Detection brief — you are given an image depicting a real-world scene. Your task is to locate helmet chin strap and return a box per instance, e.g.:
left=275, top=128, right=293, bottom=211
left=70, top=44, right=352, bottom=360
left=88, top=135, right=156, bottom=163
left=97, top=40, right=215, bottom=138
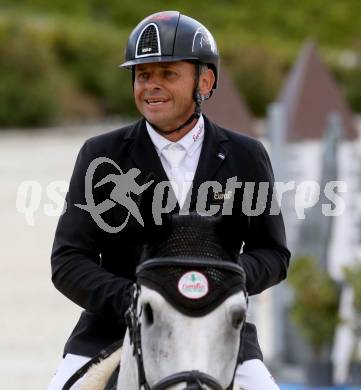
left=138, top=63, right=210, bottom=137
left=146, top=105, right=201, bottom=136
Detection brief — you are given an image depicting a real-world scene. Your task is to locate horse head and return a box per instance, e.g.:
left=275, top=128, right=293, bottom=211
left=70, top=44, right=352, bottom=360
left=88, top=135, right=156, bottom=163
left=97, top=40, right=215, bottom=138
left=118, top=214, right=248, bottom=390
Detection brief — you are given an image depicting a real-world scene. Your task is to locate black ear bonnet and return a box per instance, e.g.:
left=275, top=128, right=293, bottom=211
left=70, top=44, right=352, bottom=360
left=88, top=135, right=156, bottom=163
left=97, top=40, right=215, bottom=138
left=136, top=214, right=246, bottom=316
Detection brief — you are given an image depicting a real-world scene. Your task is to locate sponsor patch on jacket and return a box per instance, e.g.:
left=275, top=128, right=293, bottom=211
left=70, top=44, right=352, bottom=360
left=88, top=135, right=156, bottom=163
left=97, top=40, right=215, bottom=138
left=211, top=190, right=234, bottom=203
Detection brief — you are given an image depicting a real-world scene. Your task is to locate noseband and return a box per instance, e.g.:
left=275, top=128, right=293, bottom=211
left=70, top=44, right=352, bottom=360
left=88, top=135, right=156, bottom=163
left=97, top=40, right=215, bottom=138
left=125, top=258, right=248, bottom=390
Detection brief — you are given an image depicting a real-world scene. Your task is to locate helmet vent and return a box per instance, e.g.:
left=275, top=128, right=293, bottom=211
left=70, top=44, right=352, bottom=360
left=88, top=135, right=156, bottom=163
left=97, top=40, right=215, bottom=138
left=136, top=23, right=161, bottom=58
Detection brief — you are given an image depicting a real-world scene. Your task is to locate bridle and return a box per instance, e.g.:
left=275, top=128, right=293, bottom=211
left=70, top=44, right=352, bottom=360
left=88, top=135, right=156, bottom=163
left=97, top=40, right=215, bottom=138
left=125, top=284, right=235, bottom=390
left=125, top=260, right=248, bottom=390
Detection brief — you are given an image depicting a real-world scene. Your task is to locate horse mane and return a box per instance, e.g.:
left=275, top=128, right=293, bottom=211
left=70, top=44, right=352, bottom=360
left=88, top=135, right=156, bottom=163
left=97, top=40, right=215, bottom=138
left=78, top=348, right=122, bottom=390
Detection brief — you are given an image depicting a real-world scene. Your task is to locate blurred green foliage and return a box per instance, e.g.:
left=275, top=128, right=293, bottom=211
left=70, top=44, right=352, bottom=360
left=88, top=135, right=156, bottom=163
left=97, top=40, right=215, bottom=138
left=1, top=1, right=361, bottom=127
left=0, top=11, right=137, bottom=127
left=343, top=262, right=361, bottom=361
left=344, top=262, right=361, bottom=316
left=4, top=0, right=361, bottom=48
left=288, top=256, right=340, bottom=359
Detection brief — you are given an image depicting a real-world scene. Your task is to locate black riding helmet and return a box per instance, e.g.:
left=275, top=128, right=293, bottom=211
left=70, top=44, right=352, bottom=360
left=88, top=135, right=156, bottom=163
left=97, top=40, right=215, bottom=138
left=120, top=10, right=219, bottom=88
left=120, top=11, right=220, bottom=135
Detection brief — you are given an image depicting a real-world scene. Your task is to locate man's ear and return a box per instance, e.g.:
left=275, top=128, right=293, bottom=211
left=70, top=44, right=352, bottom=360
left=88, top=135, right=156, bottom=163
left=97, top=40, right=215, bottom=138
left=199, top=69, right=215, bottom=97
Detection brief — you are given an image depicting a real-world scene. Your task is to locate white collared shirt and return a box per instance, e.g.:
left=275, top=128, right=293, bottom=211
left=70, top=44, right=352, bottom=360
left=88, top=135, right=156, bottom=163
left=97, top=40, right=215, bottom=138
left=146, top=115, right=205, bottom=206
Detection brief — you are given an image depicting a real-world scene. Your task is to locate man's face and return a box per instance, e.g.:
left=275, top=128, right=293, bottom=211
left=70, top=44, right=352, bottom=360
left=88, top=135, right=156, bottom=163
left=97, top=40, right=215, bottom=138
left=133, top=61, right=196, bottom=131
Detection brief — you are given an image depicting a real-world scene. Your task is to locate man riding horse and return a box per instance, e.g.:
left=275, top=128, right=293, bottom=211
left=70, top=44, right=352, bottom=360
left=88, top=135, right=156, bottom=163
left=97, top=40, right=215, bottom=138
left=48, top=10, right=290, bottom=390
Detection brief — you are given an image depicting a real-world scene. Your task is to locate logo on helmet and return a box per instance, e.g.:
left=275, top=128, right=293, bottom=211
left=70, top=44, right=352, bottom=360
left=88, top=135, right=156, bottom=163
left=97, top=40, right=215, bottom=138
left=192, top=26, right=218, bottom=54
left=136, top=23, right=161, bottom=58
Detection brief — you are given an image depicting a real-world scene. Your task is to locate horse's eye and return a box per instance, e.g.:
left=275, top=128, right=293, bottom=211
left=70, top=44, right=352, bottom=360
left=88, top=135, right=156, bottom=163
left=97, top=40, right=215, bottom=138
left=231, top=306, right=245, bottom=329
left=143, top=303, right=154, bottom=326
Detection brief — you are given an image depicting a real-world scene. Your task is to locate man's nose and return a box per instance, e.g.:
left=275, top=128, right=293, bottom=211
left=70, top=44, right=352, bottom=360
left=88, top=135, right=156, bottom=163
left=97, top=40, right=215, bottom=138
left=145, top=73, right=162, bottom=89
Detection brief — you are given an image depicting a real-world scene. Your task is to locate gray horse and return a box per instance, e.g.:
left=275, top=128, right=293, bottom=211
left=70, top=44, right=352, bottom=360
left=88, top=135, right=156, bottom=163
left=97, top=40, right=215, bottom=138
left=77, top=215, right=248, bottom=390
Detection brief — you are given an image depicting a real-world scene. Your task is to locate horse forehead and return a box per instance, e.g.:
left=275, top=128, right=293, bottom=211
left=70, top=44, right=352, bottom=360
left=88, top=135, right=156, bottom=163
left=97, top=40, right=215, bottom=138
left=139, top=286, right=246, bottom=314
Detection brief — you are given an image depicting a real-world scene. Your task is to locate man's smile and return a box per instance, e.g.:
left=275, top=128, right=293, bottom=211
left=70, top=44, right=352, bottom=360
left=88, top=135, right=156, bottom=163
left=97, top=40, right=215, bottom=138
left=145, top=98, right=170, bottom=105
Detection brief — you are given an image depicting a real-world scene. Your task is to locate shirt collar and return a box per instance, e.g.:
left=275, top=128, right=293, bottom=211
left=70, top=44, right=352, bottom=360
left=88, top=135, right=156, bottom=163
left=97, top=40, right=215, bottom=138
left=146, top=115, right=205, bottom=157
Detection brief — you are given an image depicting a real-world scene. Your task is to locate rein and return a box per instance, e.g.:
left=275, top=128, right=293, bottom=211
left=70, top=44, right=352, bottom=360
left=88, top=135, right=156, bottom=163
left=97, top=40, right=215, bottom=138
left=125, top=284, right=151, bottom=390
left=62, top=340, right=123, bottom=390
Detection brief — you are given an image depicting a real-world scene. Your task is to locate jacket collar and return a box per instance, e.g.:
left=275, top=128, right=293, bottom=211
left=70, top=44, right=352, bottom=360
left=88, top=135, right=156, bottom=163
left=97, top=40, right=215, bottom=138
left=145, top=115, right=205, bottom=158
left=125, top=118, right=169, bottom=183
left=190, top=115, right=229, bottom=208
left=125, top=115, right=229, bottom=209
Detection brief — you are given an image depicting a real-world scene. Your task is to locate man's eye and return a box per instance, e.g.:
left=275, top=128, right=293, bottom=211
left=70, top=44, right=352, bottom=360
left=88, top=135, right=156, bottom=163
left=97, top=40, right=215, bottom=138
left=164, top=70, right=176, bottom=78
left=136, top=73, right=148, bottom=81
